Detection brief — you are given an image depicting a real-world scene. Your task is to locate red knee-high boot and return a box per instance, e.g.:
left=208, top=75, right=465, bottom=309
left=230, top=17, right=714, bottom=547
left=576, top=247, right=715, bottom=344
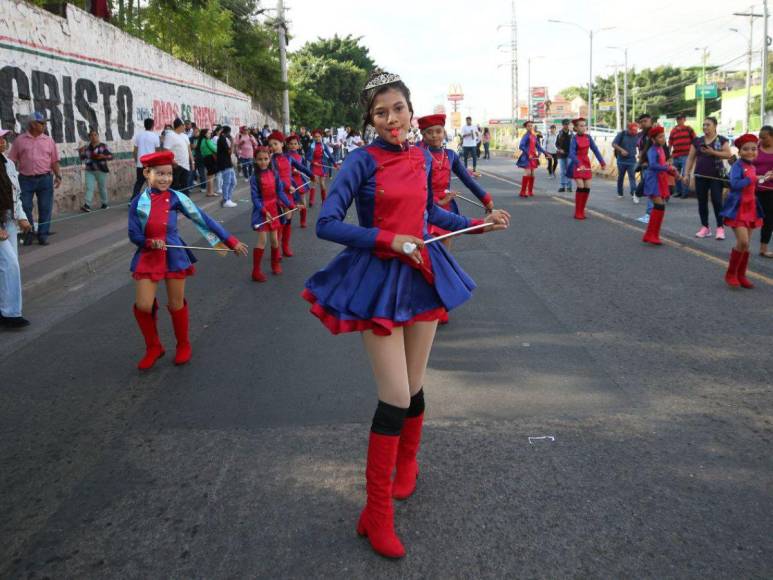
left=271, top=246, right=282, bottom=275
left=737, top=251, right=754, bottom=289
left=251, top=247, right=267, bottom=282
left=519, top=175, right=529, bottom=197
left=392, top=413, right=424, bottom=500
left=527, top=175, right=535, bottom=196
left=309, top=187, right=316, bottom=207
left=642, top=206, right=665, bottom=245
left=357, top=432, right=405, bottom=559
left=300, top=206, right=308, bottom=228
left=725, top=249, right=742, bottom=287
left=168, top=300, right=191, bottom=366
left=133, top=300, right=165, bottom=370
left=281, top=222, right=294, bottom=257
left=574, top=188, right=589, bottom=219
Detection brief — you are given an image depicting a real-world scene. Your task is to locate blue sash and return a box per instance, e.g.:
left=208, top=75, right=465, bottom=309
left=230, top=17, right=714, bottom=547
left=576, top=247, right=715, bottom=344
left=136, top=188, right=222, bottom=248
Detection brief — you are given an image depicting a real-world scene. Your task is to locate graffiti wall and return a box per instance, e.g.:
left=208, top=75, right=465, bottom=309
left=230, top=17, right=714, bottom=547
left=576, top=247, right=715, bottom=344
left=0, top=0, right=277, bottom=211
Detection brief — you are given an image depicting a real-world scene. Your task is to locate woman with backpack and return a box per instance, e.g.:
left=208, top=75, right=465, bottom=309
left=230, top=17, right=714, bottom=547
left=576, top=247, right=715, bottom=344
left=682, top=116, right=733, bottom=240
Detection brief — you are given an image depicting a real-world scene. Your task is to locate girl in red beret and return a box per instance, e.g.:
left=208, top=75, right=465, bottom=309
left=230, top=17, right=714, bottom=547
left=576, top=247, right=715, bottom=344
left=641, top=126, right=677, bottom=245
left=721, top=133, right=770, bottom=288
left=128, top=151, right=248, bottom=370
left=567, top=117, right=606, bottom=219
left=305, top=129, right=336, bottom=206
left=285, top=133, right=313, bottom=228
left=267, top=131, right=310, bottom=258
left=516, top=120, right=551, bottom=197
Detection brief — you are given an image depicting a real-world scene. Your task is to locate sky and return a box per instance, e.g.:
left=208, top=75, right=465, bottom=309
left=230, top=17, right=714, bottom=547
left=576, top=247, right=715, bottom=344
left=284, top=0, right=760, bottom=123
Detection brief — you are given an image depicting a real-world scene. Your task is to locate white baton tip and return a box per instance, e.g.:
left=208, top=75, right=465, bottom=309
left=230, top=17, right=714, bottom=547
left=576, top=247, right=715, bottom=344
left=402, top=241, right=417, bottom=255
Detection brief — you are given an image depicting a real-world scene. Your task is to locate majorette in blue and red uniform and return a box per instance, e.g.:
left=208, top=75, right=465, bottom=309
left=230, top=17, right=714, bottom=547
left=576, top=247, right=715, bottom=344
left=129, top=150, right=243, bottom=369
left=286, top=133, right=313, bottom=228
left=250, top=151, right=295, bottom=280
left=415, top=114, right=493, bottom=236
left=305, top=129, right=336, bottom=205
left=721, top=133, right=765, bottom=288
left=641, top=125, right=677, bottom=245
left=268, top=130, right=313, bottom=257
left=515, top=121, right=548, bottom=197
left=301, top=137, right=487, bottom=336
left=567, top=117, right=606, bottom=219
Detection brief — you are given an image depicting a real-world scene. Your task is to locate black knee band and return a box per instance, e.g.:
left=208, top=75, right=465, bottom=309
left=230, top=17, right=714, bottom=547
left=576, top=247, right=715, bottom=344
left=653, top=203, right=666, bottom=211
left=406, top=389, right=425, bottom=418
left=371, top=401, right=406, bottom=436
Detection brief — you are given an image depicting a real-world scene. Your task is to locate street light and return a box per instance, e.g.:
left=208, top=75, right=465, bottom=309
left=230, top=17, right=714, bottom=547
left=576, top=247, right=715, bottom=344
left=527, top=56, right=545, bottom=120
left=548, top=20, right=615, bottom=128
left=608, top=45, right=629, bottom=124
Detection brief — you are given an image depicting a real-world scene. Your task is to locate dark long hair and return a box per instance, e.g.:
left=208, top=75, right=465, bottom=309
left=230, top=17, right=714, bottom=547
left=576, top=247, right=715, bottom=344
left=359, top=71, right=414, bottom=135
left=0, top=154, right=13, bottom=227
left=196, top=128, right=210, bottom=149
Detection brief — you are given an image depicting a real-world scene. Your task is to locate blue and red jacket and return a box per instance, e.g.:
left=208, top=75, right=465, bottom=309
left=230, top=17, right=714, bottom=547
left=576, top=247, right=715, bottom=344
left=643, top=144, right=672, bottom=197
left=287, top=150, right=311, bottom=194
left=721, top=159, right=765, bottom=221
left=250, top=167, right=294, bottom=229
left=420, top=143, right=492, bottom=213
left=272, top=152, right=313, bottom=204
left=567, top=133, right=604, bottom=176
left=516, top=132, right=547, bottom=168
left=128, top=188, right=238, bottom=274
left=305, top=141, right=335, bottom=173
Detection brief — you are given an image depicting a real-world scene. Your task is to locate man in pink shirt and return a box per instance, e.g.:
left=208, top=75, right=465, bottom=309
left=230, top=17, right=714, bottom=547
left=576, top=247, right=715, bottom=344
left=7, top=112, right=62, bottom=245
left=234, top=126, right=257, bottom=180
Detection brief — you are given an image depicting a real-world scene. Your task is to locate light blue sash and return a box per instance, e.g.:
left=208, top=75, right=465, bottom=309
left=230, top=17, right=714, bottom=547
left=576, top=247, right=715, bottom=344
left=136, top=188, right=221, bottom=247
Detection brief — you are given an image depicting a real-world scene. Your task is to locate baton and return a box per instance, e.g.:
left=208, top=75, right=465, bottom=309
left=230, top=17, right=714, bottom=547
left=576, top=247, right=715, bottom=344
left=402, top=222, right=490, bottom=254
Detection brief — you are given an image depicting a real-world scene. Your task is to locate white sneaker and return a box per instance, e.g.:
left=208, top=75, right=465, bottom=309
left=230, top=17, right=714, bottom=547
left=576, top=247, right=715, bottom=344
left=633, top=195, right=640, bottom=204
left=223, top=200, right=238, bottom=208
left=636, top=214, right=650, bottom=224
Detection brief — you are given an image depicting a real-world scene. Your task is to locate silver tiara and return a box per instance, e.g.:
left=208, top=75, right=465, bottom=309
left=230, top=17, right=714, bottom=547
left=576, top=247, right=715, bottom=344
left=363, top=72, right=401, bottom=91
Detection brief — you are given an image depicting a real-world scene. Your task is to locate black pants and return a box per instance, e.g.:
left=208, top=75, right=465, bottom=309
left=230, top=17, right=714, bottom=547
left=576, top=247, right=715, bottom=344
left=463, top=146, right=477, bottom=170
left=546, top=157, right=557, bottom=175
left=694, top=177, right=724, bottom=228
left=132, top=167, right=146, bottom=199
left=172, top=166, right=190, bottom=191
left=758, top=191, right=773, bottom=245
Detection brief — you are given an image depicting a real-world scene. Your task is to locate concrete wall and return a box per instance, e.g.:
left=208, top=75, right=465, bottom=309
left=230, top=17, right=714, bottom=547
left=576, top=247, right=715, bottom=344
left=0, top=0, right=278, bottom=212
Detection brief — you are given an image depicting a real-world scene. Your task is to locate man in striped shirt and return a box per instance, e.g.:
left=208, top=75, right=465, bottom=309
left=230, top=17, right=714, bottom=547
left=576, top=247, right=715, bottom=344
left=668, top=114, right=695, bottom=198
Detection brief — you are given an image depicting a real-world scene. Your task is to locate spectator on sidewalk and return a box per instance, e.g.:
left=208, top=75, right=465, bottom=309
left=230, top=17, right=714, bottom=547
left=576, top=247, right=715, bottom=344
left=7, top=112, right=61, bottom=246
left=211, top=126, right=223, bottom=194
left=669, top=114, right=696, bottom=198
left=461, top=116, right=480, bottom=172
left=0, top=129, right=32, bottom=328
left=612, top=122, right=639, bottom=199
left=682, top=116, right=732, bottom=240
left=132, top=118, right=160, bottom=199
left=555, top=119, right=573, bottom=192
left=78, top=129, right=113, bottom=212
left=190, top=126, right=207, bottom=192
left=544, top=125, right=557, bottom=176
left=197, top=128, right=218, bottom=197
left=235, top=126, right=257, bottom=180
left=482, top=128, right=492, bottom=160
left=164, top=118, right=194, bottom=191
left=754, top=125, right=773, bottom=258
left=217, top=126, right=237, bottom=207
left=299, top=126, right=312, bottom=153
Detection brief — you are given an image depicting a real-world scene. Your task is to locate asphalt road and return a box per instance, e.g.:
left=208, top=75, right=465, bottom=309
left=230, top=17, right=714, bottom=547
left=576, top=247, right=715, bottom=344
left=1, top=164, right=772, bottom=579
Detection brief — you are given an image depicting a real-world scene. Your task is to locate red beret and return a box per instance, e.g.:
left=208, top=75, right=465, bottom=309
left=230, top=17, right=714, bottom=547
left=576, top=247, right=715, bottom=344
left=286, top=132, right=300, bottom=142
left=648, top=125, right=664, bottom=138
left=268, top=130, right=285, bottom=143
left=734, top=133, right=758, bottom=148
left=311, top=128, right=323, bottom=136
left=140, top=150, right=175, bottom=167
left=255, top=145, right=271, bottom=153
left=417, top=114, right=446, bottom=130
left=572, top=117, right=586, bottom=125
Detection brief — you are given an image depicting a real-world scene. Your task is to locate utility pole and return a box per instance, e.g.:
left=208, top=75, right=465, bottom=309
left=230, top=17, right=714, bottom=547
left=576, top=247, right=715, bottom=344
left=511, top=1, right=519, bottom=122
left=612, top=64, right=621, bottom=131
left=734, top=7, right=763, bottom=131
left=608, top=47, right=629, bottom=124
left=276, top=0, right=290, bottom=134
left=695, top=47, right=709, bottom=123
left=764, top=0, right=770, bottom=124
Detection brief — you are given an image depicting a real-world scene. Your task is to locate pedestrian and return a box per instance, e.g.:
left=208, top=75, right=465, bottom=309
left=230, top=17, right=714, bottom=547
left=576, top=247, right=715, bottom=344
left=235, top=126, right=257, bottom=181
left=516, top=120, right=551, bottom=198
left=555, top=118, right=573, bottom=193
left=211, top=126, right=223, bottom=195
left=417, top=113, right=495, bottom=243
left=267, top=130, right=310, bottom=257
left=7, top=112, right=62, bottom=246
left=190, top=127, right=207, bottom=192
left=612, top=122, right=639, bottom=199
left=460, top=116, right=480, bottom=174
left=682, top=116, right=732, bottom=239
left=482, top=127, right=492, bottom=160
left=753, top=125, right=773, bottom=258
left=250, top=147, right=295, bottom=282
left=299, top=126, right=312, bottom=153
left=543, top=125, right=558, bottom=176
left=132, top=118, right=160, bottom=200
left=568, top=117, right=606, bottom=219
left=668, top=114, right=695, bottom=198
left=0, top=129, right=33, bottom=329
left=721, top=133, right=768, bottom=288
left=285, top=133, right=312, bottom=228
left=641, top=125, right=677, bottom=245
left=78, top=129, right=113, bottom=212
left=306, top=129, right=335, bottom=205
left=164, top=119, right=195, bottom=191
left=217, top=126, right=237, bottom=207
left=302, top=71, right=509, bottom=560
left=196, top=129, right=217, bottom=197
left=128, top=150, right=248, bottom=370
left=475, top=124, right=482, bottom=159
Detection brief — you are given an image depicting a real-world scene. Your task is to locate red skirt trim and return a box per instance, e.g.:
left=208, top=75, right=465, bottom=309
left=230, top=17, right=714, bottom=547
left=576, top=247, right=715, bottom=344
left=312, top=166, right=326, bottom=177
left=301, top=288, right=446, bottom=336
left=132, top=265, right=196, bottom=281
left=724, top=217, right=763, bottom=229
left=256, top=220, right=282, bottom=232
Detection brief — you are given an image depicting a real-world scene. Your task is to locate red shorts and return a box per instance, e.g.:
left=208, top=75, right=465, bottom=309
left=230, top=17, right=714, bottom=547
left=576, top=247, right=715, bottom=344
left=132, top=265, right=196, bottom=281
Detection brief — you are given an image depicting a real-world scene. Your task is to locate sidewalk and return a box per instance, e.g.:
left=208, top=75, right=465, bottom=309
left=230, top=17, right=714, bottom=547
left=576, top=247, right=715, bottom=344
left=17, top=177, right=255, bottom=300
left=480, top=155, right=773, bottom=278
